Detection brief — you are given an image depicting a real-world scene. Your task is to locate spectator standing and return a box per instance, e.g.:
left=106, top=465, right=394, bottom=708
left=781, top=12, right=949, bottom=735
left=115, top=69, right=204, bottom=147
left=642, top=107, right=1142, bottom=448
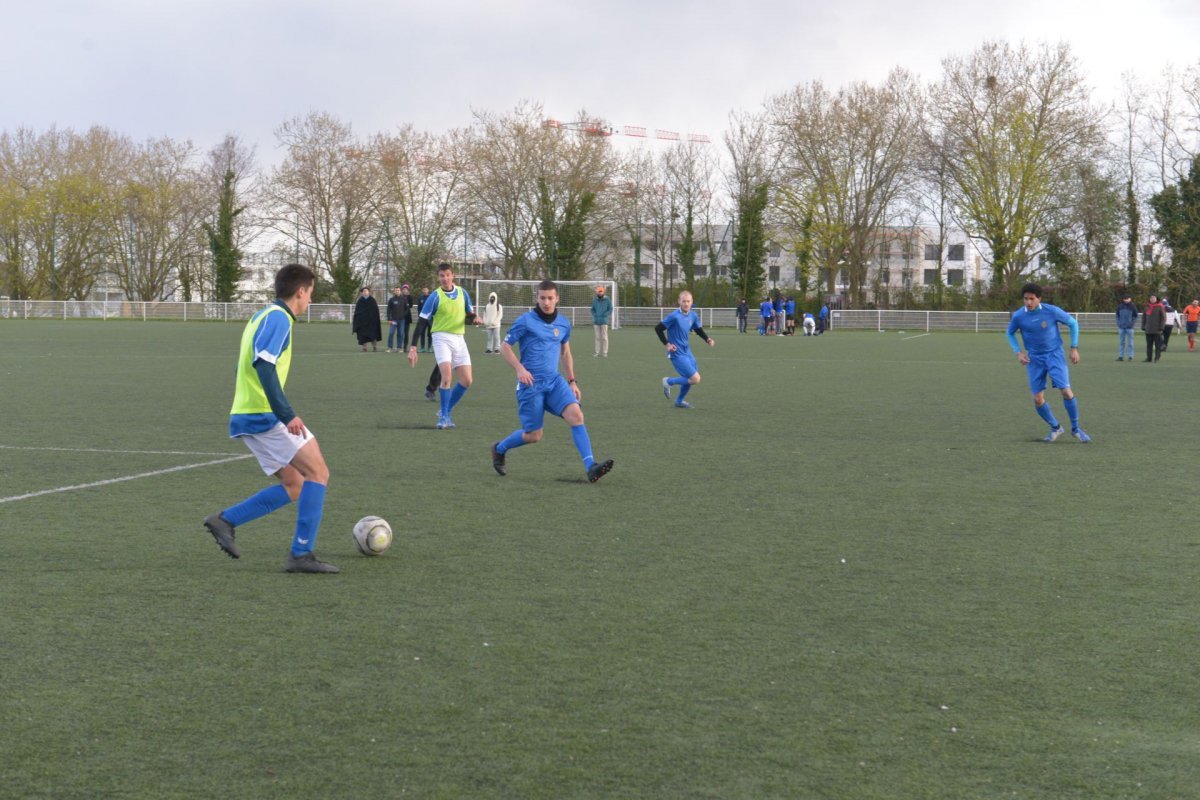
left=482, top=291, right=504, bottom=353
left=818, top=303, right=830, bottom=334
left=1115, top=294, right=1138, bottom=361
left=352, top=287, right=381, bottom=352
left=774, top=294, right=786, bottom=336
left=1142, top=295, right=1166, bottom=362
left=1163, top=301, right=1181, bottom=351
left=759, top=297, right=773, bottom=335
left=591, top=285, right=613, bottom=357
left=735, top=299, right=748, bottom=333
left=415, top=287, right=433, bottom=352
left=386, top=286, right=411, bottom=353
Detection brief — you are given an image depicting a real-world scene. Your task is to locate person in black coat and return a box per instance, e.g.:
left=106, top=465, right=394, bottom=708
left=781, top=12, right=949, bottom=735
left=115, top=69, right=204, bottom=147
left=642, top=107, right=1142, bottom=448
left=352, top=287, right=382, bottom=351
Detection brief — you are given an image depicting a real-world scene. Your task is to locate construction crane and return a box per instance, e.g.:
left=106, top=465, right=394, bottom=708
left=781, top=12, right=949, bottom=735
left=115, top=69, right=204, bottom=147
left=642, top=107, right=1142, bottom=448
left=544, top=118, right=710, bottom=144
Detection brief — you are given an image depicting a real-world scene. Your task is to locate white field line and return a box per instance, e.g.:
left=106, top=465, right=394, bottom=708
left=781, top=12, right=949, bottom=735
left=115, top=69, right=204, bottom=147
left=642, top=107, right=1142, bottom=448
left=902, top=333, right=931, bottom=340
left=0, top=445, right=243, bottom=457
left=0, top=455, right=251, bottom=505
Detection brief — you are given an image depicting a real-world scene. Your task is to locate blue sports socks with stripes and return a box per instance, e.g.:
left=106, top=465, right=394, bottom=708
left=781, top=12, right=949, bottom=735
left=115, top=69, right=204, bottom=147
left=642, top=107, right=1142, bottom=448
left=571, top=424, right=595, bottom=469
left=291, top=481, right=326, bottom=557
left=1062, top=396, right=1080, bottom=430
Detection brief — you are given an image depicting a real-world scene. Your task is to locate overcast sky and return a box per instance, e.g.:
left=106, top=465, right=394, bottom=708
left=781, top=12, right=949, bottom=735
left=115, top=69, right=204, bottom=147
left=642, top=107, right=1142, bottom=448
left=4, top=0, right=1198, bottom=163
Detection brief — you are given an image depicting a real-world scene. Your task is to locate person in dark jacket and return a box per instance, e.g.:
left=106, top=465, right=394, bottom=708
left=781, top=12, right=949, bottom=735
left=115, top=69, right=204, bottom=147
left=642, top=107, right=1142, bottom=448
left=352, top=287, right=382, bottom=352
left=414, top=287, right=433, bottom=352
left=1142, top=295, right=1165, bottom=362
left=735, top=299, right=748, bottom=333
left=1114, top=294, right=1137, bottom=361
left=385, top=285, right=413, bottom=353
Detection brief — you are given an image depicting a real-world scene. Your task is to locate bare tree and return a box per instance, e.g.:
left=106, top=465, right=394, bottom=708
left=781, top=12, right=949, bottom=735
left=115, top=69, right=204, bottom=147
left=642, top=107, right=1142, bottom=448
left=371, top=125, right=468, bottom=290
left=925, top=41, right=1107, bottom=290
left=110, top=137, right=208, bottom=301
left=265, top=112, right=381, bottom=302
left=773, top=69, right=921, bottom=306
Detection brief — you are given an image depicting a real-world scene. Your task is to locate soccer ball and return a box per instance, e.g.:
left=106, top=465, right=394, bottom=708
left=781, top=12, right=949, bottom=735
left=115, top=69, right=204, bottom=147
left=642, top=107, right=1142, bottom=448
left=352, top=516, right=392, bottom=556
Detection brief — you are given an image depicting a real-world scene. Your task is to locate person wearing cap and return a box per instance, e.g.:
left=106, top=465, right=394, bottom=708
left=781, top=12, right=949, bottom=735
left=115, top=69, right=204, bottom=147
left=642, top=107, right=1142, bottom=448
left=1115, top=293, right=1138, bottom=361
left=591, top=284, right=612, bottom=357
left=386, top=285, right=413, bottom=353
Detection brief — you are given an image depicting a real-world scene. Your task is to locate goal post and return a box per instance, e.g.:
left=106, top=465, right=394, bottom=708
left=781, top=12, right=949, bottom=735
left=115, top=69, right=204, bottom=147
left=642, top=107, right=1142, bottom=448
left=475, top=280, right=619, bottom=329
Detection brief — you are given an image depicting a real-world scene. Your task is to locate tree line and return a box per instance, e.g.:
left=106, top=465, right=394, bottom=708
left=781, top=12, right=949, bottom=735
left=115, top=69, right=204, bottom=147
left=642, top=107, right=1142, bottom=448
left=2, top=41, right=1198, bottom=310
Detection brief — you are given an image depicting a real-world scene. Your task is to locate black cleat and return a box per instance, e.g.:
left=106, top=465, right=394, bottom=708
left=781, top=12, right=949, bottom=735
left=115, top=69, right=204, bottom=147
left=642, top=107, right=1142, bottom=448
left=284, top=552, right=340, bottom=573
left=587, top=459, right=614, bottom=483
left=424, top=388, right=436, bottom=401
left=203, top=513, right=239, bottom=559
left=491, top=442, right=507, bottom=476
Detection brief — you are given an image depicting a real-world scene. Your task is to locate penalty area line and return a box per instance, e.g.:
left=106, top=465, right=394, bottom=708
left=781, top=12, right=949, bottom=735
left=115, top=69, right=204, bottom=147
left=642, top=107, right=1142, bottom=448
left=0, top=445, right=245, bottom=457
left=0, top=455, right=252, bottom=505
left=902, top=333, right=931, bottom=340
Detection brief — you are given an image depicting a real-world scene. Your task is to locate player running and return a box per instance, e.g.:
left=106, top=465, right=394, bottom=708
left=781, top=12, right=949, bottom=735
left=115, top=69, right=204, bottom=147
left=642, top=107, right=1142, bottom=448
left=408, top=263, right=480, bottom=429
left=1005, top=282, right=1090, bottom=443
left=656, top=290, right=715, bottom=409
left=490, top=280, right=614, bottom=483
left=202, top=263, right=339, bottom=573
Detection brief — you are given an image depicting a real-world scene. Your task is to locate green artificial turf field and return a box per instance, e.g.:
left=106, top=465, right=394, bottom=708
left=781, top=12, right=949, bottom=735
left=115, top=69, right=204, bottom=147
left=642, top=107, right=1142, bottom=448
left=2, top=320, right=1197, bottom=799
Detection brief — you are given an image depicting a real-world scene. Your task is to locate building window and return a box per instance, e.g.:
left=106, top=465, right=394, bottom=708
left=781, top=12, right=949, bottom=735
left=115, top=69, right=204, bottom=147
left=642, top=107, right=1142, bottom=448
left=1038, top=254, right=1048, bottom=269
left=947, top=269, right=964, bottom=286
left=878, top=242, right=892, bottom=259
left=698, top=241, right=709, bottom=253
left=769, top=266, right=780, bottom=281
left=880, top=268, right=890, bottom=285
left=695, top=264, right=708, bottom=277
left=948, top=244, right=965, bottom=261
left=924, top=244, right=940, bottom=261
left=924, top=269, right=940, bottom=284
left=664, top=264, right=677, bottom=280
left=604, top=262, right=614, bottom=279
left=1142, top=245, right=1154, bottom=263
left=769, top=242, right=782, bottom=258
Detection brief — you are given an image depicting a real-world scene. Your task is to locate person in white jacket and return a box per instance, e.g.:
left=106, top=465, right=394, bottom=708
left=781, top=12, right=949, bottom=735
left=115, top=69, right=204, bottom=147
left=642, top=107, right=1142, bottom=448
left=482, top=292, right=504, bottom=354
left=1163, top=300, right=1182, bottom=351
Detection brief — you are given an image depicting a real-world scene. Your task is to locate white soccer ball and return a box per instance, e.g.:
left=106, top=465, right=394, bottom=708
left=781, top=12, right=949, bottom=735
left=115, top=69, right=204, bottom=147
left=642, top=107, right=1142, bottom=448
left=352, top=516, right=393, bottom=556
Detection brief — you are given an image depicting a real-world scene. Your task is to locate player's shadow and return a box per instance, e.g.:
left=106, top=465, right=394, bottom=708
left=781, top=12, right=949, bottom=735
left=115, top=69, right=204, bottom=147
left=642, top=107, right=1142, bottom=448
left=554, top=476, right=590, bottom=484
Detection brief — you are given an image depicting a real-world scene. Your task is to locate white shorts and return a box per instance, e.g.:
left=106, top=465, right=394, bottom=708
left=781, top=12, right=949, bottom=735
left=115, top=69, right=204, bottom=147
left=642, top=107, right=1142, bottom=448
left=238, top=422, right=316, bottom=475
left=432, top=331, right=472, bottom=368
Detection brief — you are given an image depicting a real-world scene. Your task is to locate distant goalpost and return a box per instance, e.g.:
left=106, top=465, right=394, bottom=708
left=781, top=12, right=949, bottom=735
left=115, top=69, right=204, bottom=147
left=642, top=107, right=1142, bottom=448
left=475, top=280, right=620, bottom=329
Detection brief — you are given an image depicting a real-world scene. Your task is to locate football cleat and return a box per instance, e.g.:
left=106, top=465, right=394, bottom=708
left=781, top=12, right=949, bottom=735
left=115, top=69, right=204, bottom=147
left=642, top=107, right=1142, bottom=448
left=1072, top=428, right=1091, bottom=443
left=587, top=459, right=614, bottom=483
left=662, top=377, right=672, bottom=400
left=283, top=552, right=340, bottom=574
left=491, top=442, right=506, bottom=476
left=675, top=401, right=693, bottom=409
left=203, top=513, right=239, bottom=559
left=1043, top=425, right=1065, bottom=443
left=424, top=388, right=436, bottom=401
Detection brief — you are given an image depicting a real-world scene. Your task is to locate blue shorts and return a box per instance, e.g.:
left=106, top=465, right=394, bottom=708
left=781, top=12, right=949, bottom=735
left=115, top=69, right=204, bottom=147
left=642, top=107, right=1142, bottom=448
left=669, top=351, right=698, bottom=379
left=1026, top=350, right=1070, bottom=394
left=516, top=375, right=577, bottom=432
left=1187, top=322, right=1198, bottom=334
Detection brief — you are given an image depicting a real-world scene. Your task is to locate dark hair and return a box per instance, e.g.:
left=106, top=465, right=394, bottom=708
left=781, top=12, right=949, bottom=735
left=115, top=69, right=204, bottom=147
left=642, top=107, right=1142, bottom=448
left=275, top=264, right=316, bottom=299
left=537, top=279, right=558, bottom=294
left=1020, top=282, right=1043, bottom=298
left=436, top=262, right=453, bottom=273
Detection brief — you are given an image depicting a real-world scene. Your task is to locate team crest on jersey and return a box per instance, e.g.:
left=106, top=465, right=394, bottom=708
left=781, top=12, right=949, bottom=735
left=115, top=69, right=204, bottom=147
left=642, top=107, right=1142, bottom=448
left=553, top=327, right=560, bottom=337
left=1040, top=321, right=1048, bottom=329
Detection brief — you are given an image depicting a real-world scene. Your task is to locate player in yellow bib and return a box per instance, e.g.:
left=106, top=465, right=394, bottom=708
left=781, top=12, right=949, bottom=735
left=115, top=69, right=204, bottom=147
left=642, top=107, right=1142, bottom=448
left=407, top=263, right=482, bottom=429
left=202, top=264, right=338, bottom=573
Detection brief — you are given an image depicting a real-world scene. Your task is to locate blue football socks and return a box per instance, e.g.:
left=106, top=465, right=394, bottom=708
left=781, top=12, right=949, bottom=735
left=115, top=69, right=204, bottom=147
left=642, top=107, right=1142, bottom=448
left=449, top=382, right=468, bottom=410
left=676, top=382, right=693, bottom=404
left=222, top=484, right=291, bottom=527
left=291, top=481, right=326, bottom=557
left=1063, top=396, right=1080, bottom=429
left=439, top=387, right=451, bottom=418
left=497, top=429, right=527, bottom=454
left=1035, top=402, right=1060, bottom=429
left=667, top=377, right=688, bottom=386
left=571, top=424, right=595, bottom=469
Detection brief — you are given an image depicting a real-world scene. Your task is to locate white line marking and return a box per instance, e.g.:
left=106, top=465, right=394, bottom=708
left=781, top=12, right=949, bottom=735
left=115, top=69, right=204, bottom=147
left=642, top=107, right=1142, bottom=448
left=0, top=455, right=252, bottom=504
left=0, top=445, right=243, bottom=457
left=902, top=333, right=931, bottom=340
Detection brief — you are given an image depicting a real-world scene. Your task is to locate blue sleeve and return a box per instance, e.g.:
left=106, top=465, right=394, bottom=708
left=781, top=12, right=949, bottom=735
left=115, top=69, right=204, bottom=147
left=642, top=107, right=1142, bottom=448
left=1005, top=315, right=1021, bottom=353
left=252, top=310, right=291, bottom=363
left=503, top=315, right=524, bottom=346
left=1064, top=312, right=1080, bottom=347
left=462, top=289, right=474, bottom=315
left=253, top=359, right=295, bottom=424
left=420, top=293, right=439, bottom=320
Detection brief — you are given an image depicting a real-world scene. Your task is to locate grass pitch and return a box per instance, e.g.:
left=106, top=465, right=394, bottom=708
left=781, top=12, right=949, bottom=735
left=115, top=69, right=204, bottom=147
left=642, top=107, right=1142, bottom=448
left=1, top=320, right=1197, bottom=799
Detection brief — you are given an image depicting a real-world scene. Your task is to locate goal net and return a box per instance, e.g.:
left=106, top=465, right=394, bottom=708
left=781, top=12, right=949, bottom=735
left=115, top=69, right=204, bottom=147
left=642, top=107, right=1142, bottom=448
left=475, top=280, right=619, bottom=329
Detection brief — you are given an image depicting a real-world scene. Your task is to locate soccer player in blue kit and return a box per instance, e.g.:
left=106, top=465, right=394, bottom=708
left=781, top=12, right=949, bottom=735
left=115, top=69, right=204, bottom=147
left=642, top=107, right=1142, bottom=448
left=1006, top=282, right=1091, bottom=443
left=490, top=280, right=614, bottom=482
left=657, top=290, right=715, bottom=409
